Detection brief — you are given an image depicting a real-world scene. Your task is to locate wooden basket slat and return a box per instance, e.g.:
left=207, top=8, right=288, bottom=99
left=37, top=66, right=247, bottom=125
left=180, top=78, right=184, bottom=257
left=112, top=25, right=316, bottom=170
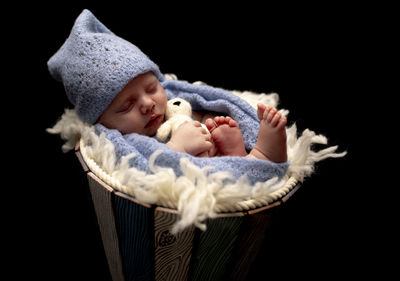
left=75, top=147, right=89, bottom=172
left=189, top=217, right=244, bottom=281
left=87, top=172, right=124, bottom=281
left=112, top=194, right=155, bottom=281
left=228, top=210, right=277, bottom=281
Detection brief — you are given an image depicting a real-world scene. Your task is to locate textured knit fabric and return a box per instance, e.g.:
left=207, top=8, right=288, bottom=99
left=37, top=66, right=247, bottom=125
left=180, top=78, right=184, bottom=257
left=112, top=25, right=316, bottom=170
left=95, top=78, right=289, bottom=185
left=47, top=9, right=163, bottom=124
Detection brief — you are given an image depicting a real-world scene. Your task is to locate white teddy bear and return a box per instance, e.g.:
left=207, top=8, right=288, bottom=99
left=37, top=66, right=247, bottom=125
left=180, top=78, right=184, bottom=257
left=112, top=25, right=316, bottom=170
left=156, top=98, right=202, bottom=141
left=156, top=98, right=213, bottom=157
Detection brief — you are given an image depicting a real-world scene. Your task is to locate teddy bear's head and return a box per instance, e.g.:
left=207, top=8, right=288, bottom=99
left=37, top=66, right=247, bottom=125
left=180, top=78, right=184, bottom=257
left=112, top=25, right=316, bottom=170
left=166, top=98, right=192, bottom=119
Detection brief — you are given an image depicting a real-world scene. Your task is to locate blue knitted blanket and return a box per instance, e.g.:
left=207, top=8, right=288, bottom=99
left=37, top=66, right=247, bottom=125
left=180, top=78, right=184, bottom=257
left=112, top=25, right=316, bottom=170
left=95, top=79, right=289, bottom=185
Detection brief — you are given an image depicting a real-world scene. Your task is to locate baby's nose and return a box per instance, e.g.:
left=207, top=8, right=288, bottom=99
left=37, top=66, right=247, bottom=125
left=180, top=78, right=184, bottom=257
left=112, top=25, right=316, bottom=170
left=140, top=96, right=155, bottom=114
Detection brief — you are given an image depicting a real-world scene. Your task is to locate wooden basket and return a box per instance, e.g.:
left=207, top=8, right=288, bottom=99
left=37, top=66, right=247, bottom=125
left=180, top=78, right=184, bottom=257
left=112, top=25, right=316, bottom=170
left=75, top=139, right=300, bottom=281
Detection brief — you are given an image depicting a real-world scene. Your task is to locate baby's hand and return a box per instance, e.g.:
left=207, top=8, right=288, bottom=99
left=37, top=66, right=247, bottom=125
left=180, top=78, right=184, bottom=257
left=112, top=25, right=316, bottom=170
left=167, top=120, right=213, bottom=156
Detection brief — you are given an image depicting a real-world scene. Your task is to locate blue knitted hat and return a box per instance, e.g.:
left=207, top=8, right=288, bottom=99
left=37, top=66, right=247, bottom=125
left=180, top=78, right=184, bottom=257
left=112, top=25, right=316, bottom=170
left=48, top=9, right=164, bottom=124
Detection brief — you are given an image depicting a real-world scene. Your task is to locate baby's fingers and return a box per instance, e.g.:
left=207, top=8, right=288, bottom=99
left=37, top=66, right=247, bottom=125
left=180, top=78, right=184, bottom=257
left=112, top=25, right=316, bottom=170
left=192, top=121, right=202, bottom=127
left=204, top=132, right=212, bottom=142
left=200, top=127, right=209, bottom=135
left=201, top=139, right=213, bottom=151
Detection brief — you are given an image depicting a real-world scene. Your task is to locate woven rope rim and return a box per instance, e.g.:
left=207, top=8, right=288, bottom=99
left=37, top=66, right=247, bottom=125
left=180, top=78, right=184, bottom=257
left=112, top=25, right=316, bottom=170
left=80, top=138, right=299, bottom=213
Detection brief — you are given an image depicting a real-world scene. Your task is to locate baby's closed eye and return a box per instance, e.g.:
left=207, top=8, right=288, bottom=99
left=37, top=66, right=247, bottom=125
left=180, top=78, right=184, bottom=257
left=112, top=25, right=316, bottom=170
left=118, top=99, right=135, bottom=112
left=145, top=83, right=157, bottom=94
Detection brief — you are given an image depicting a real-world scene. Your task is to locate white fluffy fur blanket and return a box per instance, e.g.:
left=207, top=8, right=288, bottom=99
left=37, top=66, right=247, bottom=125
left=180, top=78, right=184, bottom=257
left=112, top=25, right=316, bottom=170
left=47, top=74, right=346, bottom=232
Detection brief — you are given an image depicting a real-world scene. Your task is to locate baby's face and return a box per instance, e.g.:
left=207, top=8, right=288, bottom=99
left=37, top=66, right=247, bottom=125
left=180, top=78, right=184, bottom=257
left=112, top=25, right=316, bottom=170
left=98, top=72, right=167, bottom=136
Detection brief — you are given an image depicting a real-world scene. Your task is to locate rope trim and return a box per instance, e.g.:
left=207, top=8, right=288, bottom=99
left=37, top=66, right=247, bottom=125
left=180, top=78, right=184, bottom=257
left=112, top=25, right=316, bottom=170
left=79, top=138, right=299, bottom=213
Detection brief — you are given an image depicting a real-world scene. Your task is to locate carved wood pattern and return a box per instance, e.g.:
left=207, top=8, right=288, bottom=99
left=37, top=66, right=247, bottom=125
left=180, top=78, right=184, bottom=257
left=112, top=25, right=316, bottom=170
left=154, top=209, right=195, bottom=281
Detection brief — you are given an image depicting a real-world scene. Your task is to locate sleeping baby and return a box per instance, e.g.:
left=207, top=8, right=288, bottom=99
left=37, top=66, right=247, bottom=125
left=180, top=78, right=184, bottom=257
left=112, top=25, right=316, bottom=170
left=48, top=9, right=288, bottom=180
left=98, top=71, right=287, bottom=163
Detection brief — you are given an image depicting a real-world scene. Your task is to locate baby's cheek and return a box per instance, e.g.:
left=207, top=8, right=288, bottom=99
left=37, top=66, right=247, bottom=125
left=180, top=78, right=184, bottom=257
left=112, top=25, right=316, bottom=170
left=119, top=116, right=140, bottom=135
left=158, top=90, right=168, bottom=111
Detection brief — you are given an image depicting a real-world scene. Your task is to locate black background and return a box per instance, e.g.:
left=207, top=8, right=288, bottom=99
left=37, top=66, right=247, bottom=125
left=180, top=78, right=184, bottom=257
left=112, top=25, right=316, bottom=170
left=7, top=2, right=393, bottom=280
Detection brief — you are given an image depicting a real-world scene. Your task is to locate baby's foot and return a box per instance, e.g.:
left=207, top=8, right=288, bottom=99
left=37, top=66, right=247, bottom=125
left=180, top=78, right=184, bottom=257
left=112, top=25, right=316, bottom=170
left=205, top=116, right=247, bottom=156
left=250, top=104, right=287, bottom=163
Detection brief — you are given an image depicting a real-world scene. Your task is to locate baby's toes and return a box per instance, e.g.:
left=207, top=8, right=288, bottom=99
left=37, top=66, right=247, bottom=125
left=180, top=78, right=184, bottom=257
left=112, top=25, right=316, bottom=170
left=222, top=116, right=236, bottom=127
left=265, top=107, right=277, bottom=123
left=257, top=104, right=267, bottom=120
left=271, top=112, right=282, bottom=127
left=205, top=118, right=217, bottom=132
left=277, top=116, right=287, bottom=129
left=214, top=116, right=231, bottom=126
left=228, top=118, right=238, bottom=128
left=214, top=116, right=223, bottom=126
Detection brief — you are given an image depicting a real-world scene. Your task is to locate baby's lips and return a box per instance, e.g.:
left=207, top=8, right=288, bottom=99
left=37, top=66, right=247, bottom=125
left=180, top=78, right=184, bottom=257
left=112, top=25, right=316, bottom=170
left=145, top=114, right=162, bottom=128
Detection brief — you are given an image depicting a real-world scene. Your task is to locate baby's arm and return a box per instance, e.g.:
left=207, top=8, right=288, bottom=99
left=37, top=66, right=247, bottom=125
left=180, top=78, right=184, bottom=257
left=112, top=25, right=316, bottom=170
left=166, top=120, right=213, bottom=156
